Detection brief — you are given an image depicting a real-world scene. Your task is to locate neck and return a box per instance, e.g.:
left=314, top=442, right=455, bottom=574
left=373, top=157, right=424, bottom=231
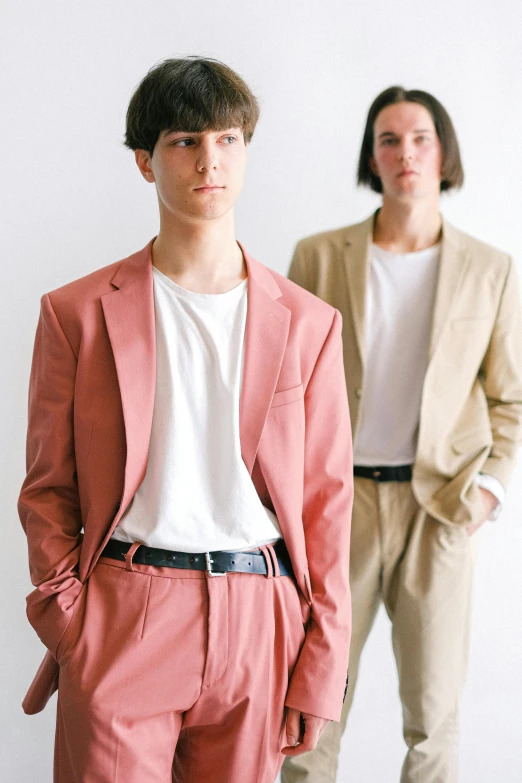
left=152, top=209, right=246, bottom=294
left=373, top=196, right=442, bottom=253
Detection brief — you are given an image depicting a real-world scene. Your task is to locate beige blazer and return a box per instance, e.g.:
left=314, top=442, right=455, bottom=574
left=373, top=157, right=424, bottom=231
left=289, top=212, right=522, bottom=527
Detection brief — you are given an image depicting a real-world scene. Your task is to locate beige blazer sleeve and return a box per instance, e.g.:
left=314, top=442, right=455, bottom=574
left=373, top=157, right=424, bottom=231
left=479, top=256, right=522, bottom=488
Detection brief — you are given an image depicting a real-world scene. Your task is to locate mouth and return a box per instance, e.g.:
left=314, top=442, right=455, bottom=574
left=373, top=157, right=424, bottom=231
left=397, top=170, right=417, bottom=178
left=193, top=185, right=225, bottom=193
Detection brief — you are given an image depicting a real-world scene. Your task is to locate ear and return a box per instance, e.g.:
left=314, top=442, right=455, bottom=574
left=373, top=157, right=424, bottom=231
left=369, top=155, right=379, bottom=176
left=134, top=149, right=155, bottom=183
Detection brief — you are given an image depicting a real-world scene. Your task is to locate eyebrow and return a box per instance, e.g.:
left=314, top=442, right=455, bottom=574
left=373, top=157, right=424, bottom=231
left=378, top=129, right=433, bottom=138
left=163, top=129, right=196, bottom=137
left=163, top=128, right=240, bottom=138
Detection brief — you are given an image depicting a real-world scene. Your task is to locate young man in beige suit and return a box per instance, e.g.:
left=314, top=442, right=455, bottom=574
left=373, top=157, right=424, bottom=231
left=281, top=87, right=522, bottom=783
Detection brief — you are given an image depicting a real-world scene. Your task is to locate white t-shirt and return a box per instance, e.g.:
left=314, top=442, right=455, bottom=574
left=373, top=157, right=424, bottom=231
left=112, top=267, right=281, bottom=552
left=354, top=241, right=504, bottom=517
left=354, top=243, right=440, bottom=465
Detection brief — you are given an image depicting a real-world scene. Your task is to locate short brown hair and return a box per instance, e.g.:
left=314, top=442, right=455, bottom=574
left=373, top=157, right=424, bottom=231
left=357, top=86, right=464, bottom=192
left=125, top=57, right=260, bottom=155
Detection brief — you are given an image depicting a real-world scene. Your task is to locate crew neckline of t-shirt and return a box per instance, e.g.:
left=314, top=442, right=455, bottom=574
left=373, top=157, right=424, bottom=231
left=153, top=266, right=248, bottom=303
left=371, top=242, right=441, bottom=263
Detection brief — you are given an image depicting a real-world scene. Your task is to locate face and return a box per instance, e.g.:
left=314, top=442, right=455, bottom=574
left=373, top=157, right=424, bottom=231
left=370, top=102, right=442, bottom=201
left=135, top=127, right=248, bottom=223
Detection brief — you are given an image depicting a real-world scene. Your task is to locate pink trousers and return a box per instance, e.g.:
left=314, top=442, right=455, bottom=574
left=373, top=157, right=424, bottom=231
left=54, top=547, right=306, bottom=783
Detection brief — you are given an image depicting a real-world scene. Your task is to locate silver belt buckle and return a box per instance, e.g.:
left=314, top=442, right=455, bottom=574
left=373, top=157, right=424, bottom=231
left=205, top=552, right=227, bottom=577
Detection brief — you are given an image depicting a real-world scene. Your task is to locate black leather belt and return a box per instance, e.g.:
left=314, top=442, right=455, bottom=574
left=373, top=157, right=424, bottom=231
left=354, top=464, right=413, bottom=482
left=101, top=538, right=293, bottom=577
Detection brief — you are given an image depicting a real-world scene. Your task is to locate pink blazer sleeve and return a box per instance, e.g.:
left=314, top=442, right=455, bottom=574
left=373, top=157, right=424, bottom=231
left=285, top=309, right=354, bottom=721
left=18, top=294, right=83, bottom=657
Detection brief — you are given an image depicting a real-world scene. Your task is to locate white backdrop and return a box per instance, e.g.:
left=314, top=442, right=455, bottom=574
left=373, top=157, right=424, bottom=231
left=2, top=1, right=522, bottom=780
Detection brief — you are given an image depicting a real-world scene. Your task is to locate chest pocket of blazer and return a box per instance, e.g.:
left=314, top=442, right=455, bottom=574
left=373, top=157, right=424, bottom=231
left=270, top=382, right=304, bottom=409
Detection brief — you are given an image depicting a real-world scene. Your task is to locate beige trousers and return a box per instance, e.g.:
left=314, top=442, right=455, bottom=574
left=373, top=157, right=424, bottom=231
left=282, top=478, right=475, bottom=783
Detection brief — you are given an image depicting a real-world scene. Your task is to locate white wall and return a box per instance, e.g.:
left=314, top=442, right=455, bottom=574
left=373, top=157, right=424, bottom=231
left=2, top=1, right=522, bottom=780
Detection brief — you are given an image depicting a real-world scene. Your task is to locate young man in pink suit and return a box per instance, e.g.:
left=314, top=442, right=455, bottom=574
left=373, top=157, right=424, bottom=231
left=18, top=58, right=353, bottom=782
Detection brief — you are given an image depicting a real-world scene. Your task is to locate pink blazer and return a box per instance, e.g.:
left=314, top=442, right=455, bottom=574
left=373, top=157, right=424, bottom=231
left=19, top=241, right=353, bottom=722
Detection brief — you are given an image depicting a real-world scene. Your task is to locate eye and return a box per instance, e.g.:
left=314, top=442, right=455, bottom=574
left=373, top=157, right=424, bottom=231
left=171, top=138, right=194, bottom=147
left=381, top=138, right=397, bottom=146
left=222, top=135, right=237, bottom=144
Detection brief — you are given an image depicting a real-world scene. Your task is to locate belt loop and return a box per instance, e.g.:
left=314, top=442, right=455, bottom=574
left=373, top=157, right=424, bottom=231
left=267, top=543, right=281, bottom=578
left=125, top=541, right=144, bottom=572
left=259, top=545, right=274, bottom=579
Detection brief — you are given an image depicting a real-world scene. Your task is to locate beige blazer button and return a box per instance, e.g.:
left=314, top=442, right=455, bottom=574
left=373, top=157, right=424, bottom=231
left=355, top=387, right=363, bottom=399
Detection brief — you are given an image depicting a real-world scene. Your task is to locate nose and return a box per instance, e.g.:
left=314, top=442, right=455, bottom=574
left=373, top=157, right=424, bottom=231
left=196, top=140, right=219, bottom=172
left=399, top=142, right=414, bottom=162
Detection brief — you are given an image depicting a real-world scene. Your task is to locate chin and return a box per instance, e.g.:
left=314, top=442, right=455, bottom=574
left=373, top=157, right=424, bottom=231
left=191, top=208, right=230, bottom=221
left=394, top=185, right=423, bottom=199
left=191, top=197, right=234, bottom=218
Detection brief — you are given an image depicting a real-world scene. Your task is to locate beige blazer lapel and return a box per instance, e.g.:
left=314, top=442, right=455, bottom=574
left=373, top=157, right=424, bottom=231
left=342, top=213, right=375, bottom=371
left=239, top=246, right=291, bottom=475
left=428, top=218, right=471, bottom=359
left=343, top=212, right=470, bottom=365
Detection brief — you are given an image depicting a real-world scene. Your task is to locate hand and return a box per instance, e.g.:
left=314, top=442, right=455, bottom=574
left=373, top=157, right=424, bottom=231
left=281, top=708, right=330, bottom=756
left=466, top=488, right=498, bottom=536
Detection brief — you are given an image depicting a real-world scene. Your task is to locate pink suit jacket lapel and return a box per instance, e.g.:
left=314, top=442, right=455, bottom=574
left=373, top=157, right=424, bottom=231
left=239, top=245, right=291, bottom=474
left=101, top=241, right=157, bottom=522
left=100, top=240, right=290, bottom=526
